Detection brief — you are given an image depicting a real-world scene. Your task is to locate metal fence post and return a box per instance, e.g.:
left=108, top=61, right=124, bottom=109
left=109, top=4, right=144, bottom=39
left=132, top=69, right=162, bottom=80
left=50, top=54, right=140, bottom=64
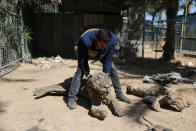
left=155, top=21, right=159, bottom=60
left=20, top=7, right=25, bottom=65
left=180, top=19, right=184, bottom=53
left=141, top=0, right=147, bottom=66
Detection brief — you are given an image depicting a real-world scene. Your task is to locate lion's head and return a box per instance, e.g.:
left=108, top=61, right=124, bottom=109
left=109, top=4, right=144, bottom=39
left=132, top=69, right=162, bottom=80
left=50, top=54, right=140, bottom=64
left=86, top=72, right=111, bottom=94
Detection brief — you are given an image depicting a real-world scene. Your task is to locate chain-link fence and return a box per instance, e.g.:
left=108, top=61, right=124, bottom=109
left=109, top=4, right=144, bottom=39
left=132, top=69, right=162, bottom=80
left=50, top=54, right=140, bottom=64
left=176, top=17, right=196, bottom=54
left=0, top=13, right=22, bottom=76
left=116, top=15, right=196, bottom=65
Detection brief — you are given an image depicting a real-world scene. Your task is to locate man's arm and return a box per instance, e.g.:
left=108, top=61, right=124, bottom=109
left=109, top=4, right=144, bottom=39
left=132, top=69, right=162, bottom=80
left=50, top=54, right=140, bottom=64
left=102, top=47, right=114, bottom=74
left=76, top=29, right=97, bottom=74
left=102, top=33, right=117, bottom=74
left=78, top=43, right=90, bottom=75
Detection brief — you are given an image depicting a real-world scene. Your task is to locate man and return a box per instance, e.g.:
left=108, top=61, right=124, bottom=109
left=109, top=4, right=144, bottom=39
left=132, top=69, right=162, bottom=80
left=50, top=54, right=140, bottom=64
left=67, top=29, right=131, bottom=109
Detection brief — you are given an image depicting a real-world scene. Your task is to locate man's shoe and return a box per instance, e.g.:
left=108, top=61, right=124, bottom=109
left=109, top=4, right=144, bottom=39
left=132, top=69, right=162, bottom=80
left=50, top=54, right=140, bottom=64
left=67, top=99, right=77, bottom=110
left=117, top=94, right=131, bottom=103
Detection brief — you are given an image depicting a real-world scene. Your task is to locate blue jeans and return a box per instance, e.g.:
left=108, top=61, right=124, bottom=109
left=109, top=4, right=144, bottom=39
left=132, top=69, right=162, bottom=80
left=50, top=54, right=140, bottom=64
left=68, top=62, right=123, bottom=101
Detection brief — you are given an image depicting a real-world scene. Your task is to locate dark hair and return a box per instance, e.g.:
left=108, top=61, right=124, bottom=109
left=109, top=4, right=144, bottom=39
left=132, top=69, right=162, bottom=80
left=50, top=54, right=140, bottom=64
left=96, top=29, right=111, bottom=44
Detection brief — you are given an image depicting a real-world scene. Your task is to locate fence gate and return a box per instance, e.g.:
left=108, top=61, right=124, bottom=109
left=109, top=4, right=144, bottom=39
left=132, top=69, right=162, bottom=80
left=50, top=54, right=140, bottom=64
left=0, top=13, right=22, bottom=76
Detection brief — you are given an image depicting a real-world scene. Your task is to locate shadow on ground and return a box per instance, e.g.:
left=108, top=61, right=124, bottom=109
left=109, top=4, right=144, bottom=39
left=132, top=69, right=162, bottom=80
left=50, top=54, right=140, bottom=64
left=62, top=95, right=106, bottom=120
left=124, top=100, right=150, bottom=124
left=113, top=57, right=196, bottom=80
left=0, top=78, right=36, bottom=83
left=0, top=101, right=7, bottom=114
left=63, top=95, right=91, bottom=111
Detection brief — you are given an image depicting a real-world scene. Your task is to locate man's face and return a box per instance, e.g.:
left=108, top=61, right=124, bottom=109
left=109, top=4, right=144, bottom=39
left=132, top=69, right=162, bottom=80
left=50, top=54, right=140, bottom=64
left=96, top=41, right=108, bottom=50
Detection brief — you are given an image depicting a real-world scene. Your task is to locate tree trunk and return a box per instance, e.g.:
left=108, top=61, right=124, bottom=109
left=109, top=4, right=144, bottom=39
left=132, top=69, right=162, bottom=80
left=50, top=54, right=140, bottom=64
left=162, top=0, right=179, bottom=60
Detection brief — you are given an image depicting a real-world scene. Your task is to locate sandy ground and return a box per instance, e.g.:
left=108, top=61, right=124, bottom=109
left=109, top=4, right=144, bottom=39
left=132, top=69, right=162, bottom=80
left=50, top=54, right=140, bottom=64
left=0, top=59, right=196, bottom=131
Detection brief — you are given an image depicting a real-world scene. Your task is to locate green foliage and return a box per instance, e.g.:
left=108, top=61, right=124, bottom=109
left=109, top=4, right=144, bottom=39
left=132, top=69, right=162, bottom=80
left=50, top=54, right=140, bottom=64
left=179, top=0, right=195, bottom=15
left=0, top=0, right=16, bottom=26
left=147, top=0, right=166, bottom=20
left=22, top=27, right=32, bottom=42
left=0, top=0, right=18, bottom=46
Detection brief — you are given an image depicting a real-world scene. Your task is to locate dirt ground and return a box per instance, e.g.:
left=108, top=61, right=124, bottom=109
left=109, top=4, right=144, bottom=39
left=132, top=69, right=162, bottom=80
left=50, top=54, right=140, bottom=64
left=0, top=58, right=196, bottom=131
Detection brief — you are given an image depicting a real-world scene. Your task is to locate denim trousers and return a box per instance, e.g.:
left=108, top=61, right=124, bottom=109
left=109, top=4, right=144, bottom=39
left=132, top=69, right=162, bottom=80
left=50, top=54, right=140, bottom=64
left=68, top=62, right=123, bottom=101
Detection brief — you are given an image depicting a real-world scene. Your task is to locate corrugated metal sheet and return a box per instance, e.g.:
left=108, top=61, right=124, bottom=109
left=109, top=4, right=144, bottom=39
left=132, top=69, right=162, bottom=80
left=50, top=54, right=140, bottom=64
left=31, top=13, right=121, bottom=58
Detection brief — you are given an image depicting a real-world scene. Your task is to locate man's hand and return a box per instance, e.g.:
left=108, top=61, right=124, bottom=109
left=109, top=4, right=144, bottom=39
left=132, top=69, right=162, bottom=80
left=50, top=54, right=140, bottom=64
left=84, top=74, right=92, bottom=80
left=74, top=46, right=78, bottom=57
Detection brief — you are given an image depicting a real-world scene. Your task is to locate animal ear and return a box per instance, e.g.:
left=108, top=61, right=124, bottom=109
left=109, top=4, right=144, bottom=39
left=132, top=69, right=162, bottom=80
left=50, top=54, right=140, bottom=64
left=98, top=75, right=102, bottom=79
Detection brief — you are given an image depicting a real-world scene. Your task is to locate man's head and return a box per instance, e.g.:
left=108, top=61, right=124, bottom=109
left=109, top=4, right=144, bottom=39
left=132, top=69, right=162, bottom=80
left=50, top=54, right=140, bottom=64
left=95, top=29, right=111, bottom=50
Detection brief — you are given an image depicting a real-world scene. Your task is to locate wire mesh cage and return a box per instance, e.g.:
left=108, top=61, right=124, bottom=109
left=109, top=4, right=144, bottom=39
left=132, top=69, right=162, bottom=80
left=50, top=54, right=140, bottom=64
left=0, top=13, right=22, bottom=75
left=116, top=16, right=196, bottom=62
